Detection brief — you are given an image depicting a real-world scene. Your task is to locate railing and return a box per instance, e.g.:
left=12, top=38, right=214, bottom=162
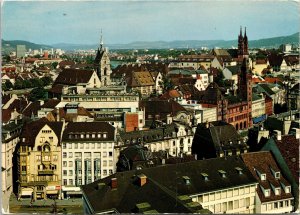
left=38, top=170, right=54, bottom=175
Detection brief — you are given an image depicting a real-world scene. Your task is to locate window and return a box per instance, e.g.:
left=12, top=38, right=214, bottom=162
left=63, top=179, right=67, bottom=185
left=103, top=170, right=107, bottom=175
left=69, top=170, right=73, bottom=176
left=275, top=172, right=280, bottom=179
left=261, top=174, right=266, bottom=180
left=80, top=143, right=84, bottom=149
left=285, top=186, right=291, bottom=193
left=69, top=161, right=73, bottom=167
left=274, top=202, right=278, bottom=209
left=228, top=201, right=233, bottom=210
left=63, top=152, right=67, bottom=158
left=234, top=200, right=239, bottom=209
left=285, top=200, right=289, bottom=207
left=74, top=143, right=78, bottom=149
left=109, top=160, right=113, bottom=166
left=63, top=170, right=67, bottom=176
left=21, top=166, right=27, bottom=171
left=103, top=152, right=107, bottom=157
left=63, top=161, right=67, bottom=167
left=103, top=160, right=107, bottom=166
left=279, top=201, right=283, bottom=208
left=68, top=143, right=72, bottom=149
left=109, top=152, right=113, bottom=157
left=69, top=179, right=73, bottom=185
left=53, top=155, right=58, bottom=161
left=265, top=189, right=270, bottom=197
left=103, top=133, right=107, bottom=138
left=109, top=169, right=113, bottom=175
left=69, top=152, right=73, bottom=158
left=62, top=143, right=66, bottom=149
left=36, top=155, right=41, bottom=161
left=275, top=188, right=281, bottom=195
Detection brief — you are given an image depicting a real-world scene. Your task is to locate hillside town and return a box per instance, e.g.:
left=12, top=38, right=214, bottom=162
left=1, top=28, right=299, bottom=214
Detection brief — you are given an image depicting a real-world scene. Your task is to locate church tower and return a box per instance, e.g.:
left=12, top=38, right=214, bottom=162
left=94, top=32, right=112, bottom=86
left=238, top=27, right=249, bottom=60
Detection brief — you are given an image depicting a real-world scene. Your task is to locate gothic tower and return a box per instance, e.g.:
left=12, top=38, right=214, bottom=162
left=94, top=32, right=112, bottom=86
left=238, top=26, right=249, bottom=60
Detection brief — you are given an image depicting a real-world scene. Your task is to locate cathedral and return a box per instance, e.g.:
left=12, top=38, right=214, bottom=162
left=94, top=33, right=112, bottom=86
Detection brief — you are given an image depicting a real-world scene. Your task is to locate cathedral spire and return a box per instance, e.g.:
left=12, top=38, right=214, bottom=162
left=100, top=29, right=104, bottom=50
left=240, top=26, right=242, bottom=36
left=244, top=27, right=247, bottom=37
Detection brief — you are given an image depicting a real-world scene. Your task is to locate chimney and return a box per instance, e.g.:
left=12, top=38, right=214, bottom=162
left=291, top=128, right=300, bottom=139
left=167, top=114, right=173, bottom=124
left=209, top=74, right=214, bottom=83
left=137, top=174, right=147, bottom=187
left=110, top=178, right=117, bottom=189
left=274, top=130, right=282, bottom=141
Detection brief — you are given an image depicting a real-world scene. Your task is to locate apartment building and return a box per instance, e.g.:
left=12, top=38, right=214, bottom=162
left=18, top=119, right=64, bottom=200
left=61, top=122, right=116, bottom=198
left=2, top=120, right=23, bottom=212
left=252, top=93, right=266, bottom=124
left=242, top=151, right=294, bottom=213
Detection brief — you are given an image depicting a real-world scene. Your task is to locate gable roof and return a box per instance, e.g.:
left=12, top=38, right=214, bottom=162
left=54, top=68, right=95, bottom=85
left=225, top=65, right=240, bottom=75
left=241, top=151, right=293, bottom=203
left=20, top=118, right=63, bottom=147
left=132, top=71, right=155, bottom=87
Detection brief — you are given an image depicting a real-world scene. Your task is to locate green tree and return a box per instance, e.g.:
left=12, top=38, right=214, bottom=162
left=159, top=75, right=174, bottom=93
left=23, top=80, right=33, bottom=88
left=28, top=87, right=47, bottom=102
left=14, top=79, right=23, bottom=89
left=51, top=62, right=59, bottom=69
left=41, top=76, right=53, bottom=86
left=2, top=83, right=8, bottom=91
left=30, top=78, right=43, bottom=88
left=5, top=80, right=13, bottom=90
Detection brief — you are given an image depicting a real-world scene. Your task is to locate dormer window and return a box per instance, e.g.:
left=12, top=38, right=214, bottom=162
left=183, top=176, right=191, bottom=185
left=261, top=174, right=266, bottom=181
left=201, top=173, right=209, bottom=181
left=218, top=170, right=226, bottom=178
left=285, top=186, right=291, bottom=194
left=235, top=167, right=243, bottom=175
left=264, top=189, right=270, bottom=197
left=80, top=134, right=84, bottom=138
left=275, top=188, right=281, bottom=195
left=275, top=172, right=280, bottom=179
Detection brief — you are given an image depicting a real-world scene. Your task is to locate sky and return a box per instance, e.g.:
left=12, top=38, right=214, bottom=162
left=2, top=0, right=299, bottom=45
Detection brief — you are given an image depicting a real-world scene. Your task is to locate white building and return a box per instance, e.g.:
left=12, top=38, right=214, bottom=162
left=61, top=122, right=116, bottom=198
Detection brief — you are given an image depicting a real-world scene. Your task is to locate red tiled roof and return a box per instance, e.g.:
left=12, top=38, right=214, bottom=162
left=54, top=68, right=94, bottom=85
left=2, top=109, right=12, bottom=123
left=242, top=151, right=293, bottom=203
left=275, top=135, right=299, bottom=184
left=160, top=89, right=181, bottom=100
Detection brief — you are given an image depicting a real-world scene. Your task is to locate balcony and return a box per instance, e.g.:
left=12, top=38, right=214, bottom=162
left=38, top=170, right=54, bottom=175
left=21, top=181, right=48, bottom=186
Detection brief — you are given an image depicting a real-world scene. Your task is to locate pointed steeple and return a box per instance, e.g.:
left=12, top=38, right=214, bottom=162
left=99, top=29, right=104, bottom=50
left=244, top=27, right=247, bottom=37
left=240, top=26, right=243, bottom=36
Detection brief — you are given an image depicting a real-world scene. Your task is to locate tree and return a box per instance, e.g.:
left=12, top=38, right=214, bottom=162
left=30, top=78, right=43, bottom=88
left=5, top=80, right=13, bottom=90
left=41, top=76, right=53, bottom=86
left=28, top=87, right=47, bottom=102
left=14, top=79, right=23, bottom=89
left=51, top=62, right=58, bottom=69
left=159, top=75, right=174, bottom=93
left=2, top=83, right=8, bottom=91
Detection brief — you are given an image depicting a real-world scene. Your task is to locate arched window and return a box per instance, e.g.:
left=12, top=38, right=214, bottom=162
left=43, top=145, right=50, bottom=152
left=37, top=146, right=42, bottom=151
left=244, top=121, right=247, bottom=129
left=240, top=122, right=243, bottom=130
left=236, top=124, right=238, bottom=130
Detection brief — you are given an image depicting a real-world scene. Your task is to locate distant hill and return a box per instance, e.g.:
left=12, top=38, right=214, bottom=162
left=2, top=32, right=299, bottom=52
left=1, top=39, right=52, bottom=54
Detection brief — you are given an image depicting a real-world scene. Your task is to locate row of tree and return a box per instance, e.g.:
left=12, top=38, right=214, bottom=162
left=2, top=76, right=53, bottom=91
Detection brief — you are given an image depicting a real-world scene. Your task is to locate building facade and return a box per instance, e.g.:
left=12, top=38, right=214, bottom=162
left=61, top=122, right=116, bottom=198
left=18, top=120, right=64, bottom=200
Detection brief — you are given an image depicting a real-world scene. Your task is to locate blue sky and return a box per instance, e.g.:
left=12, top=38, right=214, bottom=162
left=2, top=0, right=299, bottom=45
